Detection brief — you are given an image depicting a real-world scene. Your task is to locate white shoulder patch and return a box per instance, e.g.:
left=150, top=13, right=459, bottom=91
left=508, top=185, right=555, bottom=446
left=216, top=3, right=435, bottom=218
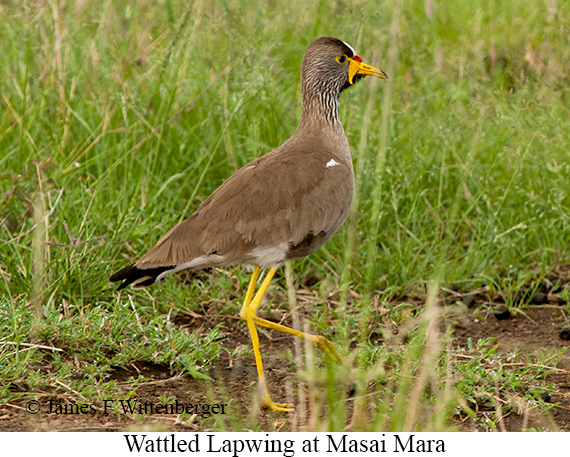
left=326, top=158, right=340, bottom=168
left=341, top=40, right=356, bottom=56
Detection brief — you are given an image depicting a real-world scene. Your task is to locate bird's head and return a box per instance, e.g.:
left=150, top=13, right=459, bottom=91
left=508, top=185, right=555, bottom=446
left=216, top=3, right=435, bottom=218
left=301, top=37, right=387, bottom=95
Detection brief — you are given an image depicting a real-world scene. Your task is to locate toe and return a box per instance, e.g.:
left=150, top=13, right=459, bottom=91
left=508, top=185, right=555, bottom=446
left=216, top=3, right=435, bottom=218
left=262, top=399, right=295, bottom=412
left=316, top=336, right=342, bottom=363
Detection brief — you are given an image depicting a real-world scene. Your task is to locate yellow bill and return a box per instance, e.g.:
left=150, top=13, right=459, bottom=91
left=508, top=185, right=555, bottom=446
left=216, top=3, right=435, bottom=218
left=348, top=56, right=388, bottom=84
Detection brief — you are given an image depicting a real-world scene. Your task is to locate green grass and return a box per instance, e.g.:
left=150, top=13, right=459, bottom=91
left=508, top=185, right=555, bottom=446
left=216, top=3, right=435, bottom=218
left=1, top=0, right=569, bottom=431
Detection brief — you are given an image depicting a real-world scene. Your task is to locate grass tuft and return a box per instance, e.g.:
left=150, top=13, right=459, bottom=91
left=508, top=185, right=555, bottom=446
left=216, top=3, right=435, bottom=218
left=1, top=0, right=569, bottom=431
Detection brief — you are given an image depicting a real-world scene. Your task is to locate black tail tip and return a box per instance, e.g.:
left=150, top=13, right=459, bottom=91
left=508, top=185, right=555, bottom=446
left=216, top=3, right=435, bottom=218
left=109, top=263, right=135, bottom=282
left=109, top=263, right=175, bottom=291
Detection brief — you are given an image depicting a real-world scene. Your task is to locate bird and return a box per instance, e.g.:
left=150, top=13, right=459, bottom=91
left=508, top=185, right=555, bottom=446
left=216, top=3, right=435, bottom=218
left=110, top=37, right=387, bottom=412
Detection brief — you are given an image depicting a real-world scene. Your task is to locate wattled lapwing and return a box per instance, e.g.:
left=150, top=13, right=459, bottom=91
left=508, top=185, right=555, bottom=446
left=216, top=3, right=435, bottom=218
left=110, top=37, right=387, bottom=411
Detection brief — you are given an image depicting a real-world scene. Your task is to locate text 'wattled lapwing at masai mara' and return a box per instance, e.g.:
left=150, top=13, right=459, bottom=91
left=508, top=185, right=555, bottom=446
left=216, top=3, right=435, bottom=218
left=110, top=37, right=387, bottom=412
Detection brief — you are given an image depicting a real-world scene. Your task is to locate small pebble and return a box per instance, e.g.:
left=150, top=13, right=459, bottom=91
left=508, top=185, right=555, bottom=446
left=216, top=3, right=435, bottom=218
left=538, top=392, right=552, bottom=403
left=559, top=327, right=570, bottom=341
left=493, top=305, right=511, bottom=320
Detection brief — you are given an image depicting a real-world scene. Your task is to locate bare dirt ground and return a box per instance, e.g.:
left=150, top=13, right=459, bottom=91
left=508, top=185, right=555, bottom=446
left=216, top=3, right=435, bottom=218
left=1, top=277, right=569, bottom=432
left=452, top=306, right=570, bottom=431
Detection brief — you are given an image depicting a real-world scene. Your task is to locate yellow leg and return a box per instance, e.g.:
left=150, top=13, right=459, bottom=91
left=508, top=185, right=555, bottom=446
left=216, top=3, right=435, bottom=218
left=240, top=267, right=292, bottom=411
left=246, top=314, right=293, bottom=412
left=245, top=266, right=341, bottom=362
left=243, top=266, right=279, bottom=317
left=252, top=316, right=341, bottom=362
left=239, top=266, right=261, bottom=317
left=239, top=265, right=341, bottom=412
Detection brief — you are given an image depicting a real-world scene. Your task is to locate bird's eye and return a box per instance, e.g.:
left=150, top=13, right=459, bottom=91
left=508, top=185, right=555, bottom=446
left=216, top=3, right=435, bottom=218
left=335, top=55, right=348, bottom=65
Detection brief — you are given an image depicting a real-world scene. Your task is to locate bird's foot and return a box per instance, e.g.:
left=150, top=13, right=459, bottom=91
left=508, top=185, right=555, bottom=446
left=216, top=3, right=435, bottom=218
left=262, top=396, right=295, bottom=412
left=314, top=335, right=342, bottom=363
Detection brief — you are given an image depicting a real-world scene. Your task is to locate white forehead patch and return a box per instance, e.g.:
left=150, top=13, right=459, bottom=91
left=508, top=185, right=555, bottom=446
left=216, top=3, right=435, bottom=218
left=326, top=158, right=340, bottom=168
left=341, top=40, right=356, bottom=56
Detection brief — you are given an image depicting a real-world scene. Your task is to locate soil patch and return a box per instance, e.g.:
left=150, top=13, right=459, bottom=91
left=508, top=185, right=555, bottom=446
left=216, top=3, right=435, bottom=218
left=452, top=306, right=570, bottom=431
left=1, top=287, right=569, bottom=431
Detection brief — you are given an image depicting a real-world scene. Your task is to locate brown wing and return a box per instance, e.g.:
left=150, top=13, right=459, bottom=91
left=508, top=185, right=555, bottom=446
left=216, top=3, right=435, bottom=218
left=137, top=146, right=353, bottom=268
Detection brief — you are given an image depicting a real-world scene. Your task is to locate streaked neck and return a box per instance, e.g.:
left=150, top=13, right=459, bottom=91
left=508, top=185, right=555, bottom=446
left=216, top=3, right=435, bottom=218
left=298, top=88, right=343, bottom=134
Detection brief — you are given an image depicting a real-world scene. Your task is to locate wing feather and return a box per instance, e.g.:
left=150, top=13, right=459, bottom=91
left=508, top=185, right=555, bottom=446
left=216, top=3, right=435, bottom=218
left=137, top=147, right=353, bottom=268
